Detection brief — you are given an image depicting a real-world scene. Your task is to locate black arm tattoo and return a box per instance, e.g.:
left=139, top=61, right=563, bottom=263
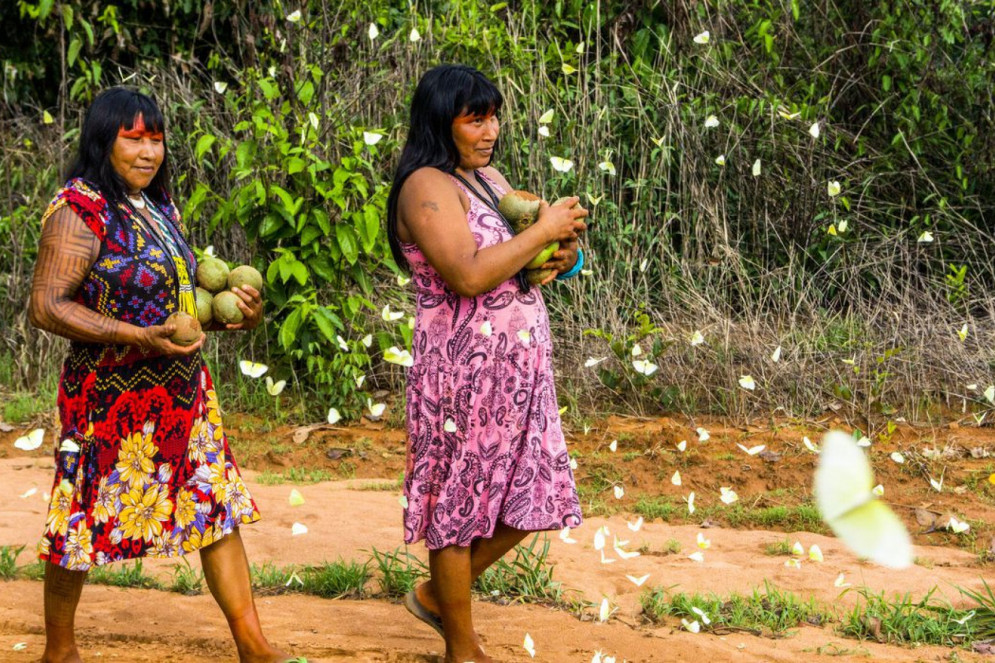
left=421, top=200, right=440, bottom=212
left=29, top=207, right=142, bottom=347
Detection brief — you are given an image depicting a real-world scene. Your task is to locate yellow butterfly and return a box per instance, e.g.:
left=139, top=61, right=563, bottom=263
left=239, top=360, right=268, bottom=378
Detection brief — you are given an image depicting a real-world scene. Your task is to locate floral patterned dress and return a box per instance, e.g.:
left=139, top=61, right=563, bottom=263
left=401, top=172, right=582, bottom=550
left=39, top=178, right=259, bottom=571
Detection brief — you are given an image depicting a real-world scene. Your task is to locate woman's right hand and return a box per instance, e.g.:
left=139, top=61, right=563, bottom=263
left=534, top=197, right=588, bottom=243
left=135, top=324, right=206, bottom=356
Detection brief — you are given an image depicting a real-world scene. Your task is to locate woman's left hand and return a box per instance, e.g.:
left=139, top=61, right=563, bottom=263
left=537, top=238, right=580, bottom=285
left=226, top=285, right=263, bottom=330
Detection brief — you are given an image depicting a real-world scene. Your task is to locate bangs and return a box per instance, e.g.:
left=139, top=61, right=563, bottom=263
left=457, top=77, right=503, bottom=118
left=120, top=95, right=166, bottom=134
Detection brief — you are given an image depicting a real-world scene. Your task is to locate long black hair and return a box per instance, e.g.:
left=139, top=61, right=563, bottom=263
left=66, top=87, right=171, bottom=206
left=386, top=64, right=503, bottom=271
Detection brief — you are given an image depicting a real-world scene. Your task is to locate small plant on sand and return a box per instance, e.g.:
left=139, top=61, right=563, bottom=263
left=169, top=559, right=204, bottom=595
left=764, top=538, right=795, bottom=556
left=0, top=545, right=24, bottom=580
left=841, top=588, right=976, bottom=646
left=301, top=560, right=371, bottom=599
left=88, top=560, right=163, bottom=590
left=251, top=561, right=293, bottom=594
left=370, top=547, right=428, bottom=597
left=474, top=534, right=564, bottom=606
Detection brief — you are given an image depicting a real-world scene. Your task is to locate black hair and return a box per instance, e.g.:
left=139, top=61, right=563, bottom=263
left=386, top=64, right=504, bottom=271
left=66, top=87, right=170, bottom=206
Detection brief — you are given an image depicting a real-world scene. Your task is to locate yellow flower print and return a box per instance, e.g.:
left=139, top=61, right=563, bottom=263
left=64, top=520, right=94, bottom=570
left=195, top=459, right=227, bottom=496
left=173, top=487, right=198, bottom=530
left=118, top=482, right=173, bottom=542
left=37, top=536, right=51, bottom=558
left=205, top=389, right=225, bottom=442
left=225, top=468, right=255, bottom=520
left=92, top=475, right=119, bottom=525
left=148, top=530, right=183, bottom=559
left=182, top=521, right=218, bottom=553
left=116, top=426, right=158, bottom=488
left=46, top=488, right=72, bottom=537
left=186, top=417, right=214, bottom=464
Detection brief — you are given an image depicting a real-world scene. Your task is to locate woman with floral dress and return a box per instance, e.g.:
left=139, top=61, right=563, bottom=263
left=29, top=87, right=294, bottom=663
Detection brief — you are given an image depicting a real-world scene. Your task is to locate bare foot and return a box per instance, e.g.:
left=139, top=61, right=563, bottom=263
left=444, top=648, right=492, bottom=663
left=239, top=646, right=296, bottom=663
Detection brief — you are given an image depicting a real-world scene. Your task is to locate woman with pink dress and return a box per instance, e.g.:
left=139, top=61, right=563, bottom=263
left=386, top=64, right=588, bottom=663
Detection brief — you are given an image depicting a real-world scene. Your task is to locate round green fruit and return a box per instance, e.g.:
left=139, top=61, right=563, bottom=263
left=526, top=268, right=557, bottom=286
left=165, top=311, right=202, bottom=346
left=498, top=190, right=542, bottom=233
left=213, top=291, right=244, bottom=324
left=550, top=196, right=580, bottom=209
left=195, top=288, right=214, bottom=326
left=527, top=242, right=560, bottom=269
left=196, top=257, right=230, bottom=293
left=228, top=265, right=263, bottom=293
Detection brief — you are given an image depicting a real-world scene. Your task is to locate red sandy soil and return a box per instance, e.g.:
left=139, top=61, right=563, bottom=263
left=2, top=414, right=995, bottom=662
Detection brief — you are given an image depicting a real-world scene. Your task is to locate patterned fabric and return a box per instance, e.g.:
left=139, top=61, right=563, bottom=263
left=38, top=178, right=259, bottom=571
left=401, top=171, right=582, bottom=550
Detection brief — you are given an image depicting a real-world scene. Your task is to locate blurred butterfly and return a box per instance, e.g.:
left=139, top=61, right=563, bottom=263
left=384, top=346, right=414, bottom=367
left=671, top=470, right=681, bottom=486
left=918, top=231, right=934, bottom=243
left=696, top=427, right=710, bottom=442
left=598, top=598, right=611, bottom=622
left=771, top=346, right=781, bottom=362
left=693, top=30, right=710, bottom=44
left=682, top=618, right=701, bottom=633
left=690, top=331, right=704, bottom=346
left=265, top=377, right=286, bottom=396
left=827, top=181, right=841, bottom=197
left=752, top=159, right=761, bottom=177
left=291, top=522, right=308, bottom=536
left=558, top=526, right=576, bottom=544
left=367, top=23, right=379, bottom=40
left=586, top=193, right=605, bottom=206
left=366, top=399, right=386, bottom=419
left=808, top=122, right=820, bottom=138
left=626, top=574, right=650, bottom=587
left=14, top=428, right=44, bottom=451
left=363, top=131, right=383, bottom=146
left=538, top=125, right=550, bottom=138
left=737, top=444, right=765, bottom=456
left=687, top=551, right=704, bottom=563
left=598, top=160, right=616, bottom=176
left=288, top=489, right=305, bottom=506
left=562, top=63, right=577, bottom=75
left=409, top=27, right=421, bottom=42
left=550, top=156, right=574, bottom=173
left=523, top=633, right=536, bottom=658
left=584, top=356, right=607, bottom=368
left=239, top=360, right=268, bottom=378
left=538, top=109, right=555, bottom=123
left=714, top=154, right=726, bottom=166
left=738, top=375, right=756, bottom=391
left=814, top=431, right=912, bottom=568
left=327, top=408, right=341, bottom=425
left=381, top=304, right=404, bottom=321
left=719, top=487, right=738, bottom=504
left=632, top=360, right=658, bottom=376
left=361, top=334, right=373, bottom=348
left=704, top=115, right=719, bottom=128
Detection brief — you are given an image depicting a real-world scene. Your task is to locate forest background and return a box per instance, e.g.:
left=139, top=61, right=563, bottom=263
left=2, top=0, right=994, bottom=432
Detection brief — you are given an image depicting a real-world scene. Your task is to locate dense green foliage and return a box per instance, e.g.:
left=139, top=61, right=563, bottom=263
left=2, top=0, right=994, bottom=423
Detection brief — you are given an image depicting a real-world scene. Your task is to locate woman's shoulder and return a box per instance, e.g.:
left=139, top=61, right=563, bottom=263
left=478, top=167, right=512, bottom=194
left=42, top=178, right=111, bottom=240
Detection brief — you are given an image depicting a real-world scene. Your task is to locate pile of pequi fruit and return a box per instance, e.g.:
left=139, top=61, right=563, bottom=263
left=165, top=255, right=264, bottom=346
left=497, top=191, right=579, bottom=285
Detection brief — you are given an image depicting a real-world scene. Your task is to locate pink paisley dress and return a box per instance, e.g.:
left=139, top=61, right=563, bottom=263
left=401, top=171, right=582, bottom=549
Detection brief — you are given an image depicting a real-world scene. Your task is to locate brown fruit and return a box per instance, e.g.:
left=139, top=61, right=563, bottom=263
left=212, top=290, right=244, bottom=324
left=498, top=190, right=542, bottom=233
left=228, top=265, right=263, bottom=293
left=165, top=311, right=202, bottom=346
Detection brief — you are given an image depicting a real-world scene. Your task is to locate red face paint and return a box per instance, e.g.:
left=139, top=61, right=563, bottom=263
left=117, top=114, right=164, bottom=141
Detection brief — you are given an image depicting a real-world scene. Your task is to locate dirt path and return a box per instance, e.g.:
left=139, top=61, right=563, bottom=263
left=2, top=417, right=995, bottom=662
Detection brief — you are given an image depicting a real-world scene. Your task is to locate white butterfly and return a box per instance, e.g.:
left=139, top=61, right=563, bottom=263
left=361, top=334, right=373, bottom=348
left=538, top=109, right=554, bottom=123
left=286, top=9, right=302, bottom=22
left=517, top=329, right=531, bottom=344
left=559, top=526, right=577, bottom=544
left=327, top=408, right=341, bottom=425
left=696, top=427, right=710, bottom=442
left=213, top=81, right=228, bottom=94
left=682, top=618, right=701, bottom=633
left=627, top=517, right=643, bottom=532
left=613, top=485, right=624, bottom=499
left=550, top=156, right=574, bottom=173
left=719, top=487, right=738, bottom=504
left=752, top=158, right=762, bottom=177
left=792, top=541, right=804, bottom=556
left=409, top=27, right=421, bottom=42
left=480, top=321, right=493, bottom=337
left=687, top=551, right=704, bottom=563
left=396, top=273, right=411, bottom=286
left=599, top=550, right=616, bottom=565
left=814, top=431, right=912, bottom=568
left=336, top=335, right=349, bottom=352
left=808, top=122, right=820, bottom=138
left=593, top=528, right=606, bottom=551
left=856, top=436, right=872, bottom=447
left=677, top=440, right=687, bottom=452
left=838, top=219, right=849, bottom=232
left=523, top=632, right=536, bottom=658
left=690, top=330, right=705, bottom=346
left=291, top=522, right=308, bottom=536
left=693, top=30, right=710, bottom=44
left=803, top=437, right=819, bottom=453
left=890, top=451, right=905, bottom=464
left=918, top=230, right=934, bottom=243
left=686, top=491, right=696, bottom=514
left=778, top=107, right=801, bottom=120
left=714, top=154, right=726, bottom=166
left=443, top=419, right=457, bottom=433
left=288, top=489, right=305, bottom=506
left=632, top=360, right=658, bottom=376
left=947, top=517, right=971, bottom=534
left=626, top=574, right=650, bottom=587
left=584, top=356, right=607, bottom=368
left=598, top=598, right=611, bottom=622
left=671, top=470, right=682, bottom=486
left=771, top=346, right=781, bottom=362
left=609, top=440, right=618, bottom=452
left=598, top=160, right=616, bottom=176
left=239, top=360, right=268, bottom=378
left=381, top=304, right=403, bottom=321
left=631, top=343, right=643, bottom=356
left=985, top=385, right=995, bottom=403
left=704, top=115, right=719, bottom=128
left=20, top=488, right=37, bottom=499
left=872, top=484, right=884, bottom=496
left=398, top=495, right=408, bottom=509
left=737, top=444, right=765, bottom=456
left=929, top=473, right=944, bottom=492
left=355, top=374, right=366, bottom=388
left=265, top=377, right=286, bottom=396
left=366, top=399, right=386, bottom=419
left=691, top=607, right=711, bottom=625
left=697, top=532, right=710, bottom=550
left=827, top=181, right=841, bottom=197
left=639, top=258, right=649, bottom=272
left=14, top=428, right=44, bottom=451
left=784, top=558, right=801, bottom=569
left=384, top=346, right=414, bottom=367
left=586, top=193, right=605, bottom=206
left=834, top=572, right=851, bottom=588
left=367, top=23, right=379, bottom=40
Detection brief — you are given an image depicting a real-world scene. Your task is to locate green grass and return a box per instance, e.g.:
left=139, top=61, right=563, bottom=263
left=0, top=545, right=25, bottom=580
left=474, top=534, right=565, bottom=606
left=257, top=467, right=335, bottom=485
left=634, top=497, right=826, bottom=534
left=301, top=560, right=371, bottom=599
left=168, top=560, right=204, bottom=595
left=355, top=479, right=403, bottom=491
left=369, top=547, right=428, bottom=597
left=641, top=582, right=824, bottom=636
left=88, top=560, right=163, bottom=590
left=841, top=588, right=976, bottom=646
left=764, top=538, right=795, bottom=556
left=251, top=561, right=293, bottom=594
left=3, top=392, right=54, bottom=424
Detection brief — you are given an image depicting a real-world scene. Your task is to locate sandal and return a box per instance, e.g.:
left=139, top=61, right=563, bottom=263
left=404, top=589, right=444, bottom=638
